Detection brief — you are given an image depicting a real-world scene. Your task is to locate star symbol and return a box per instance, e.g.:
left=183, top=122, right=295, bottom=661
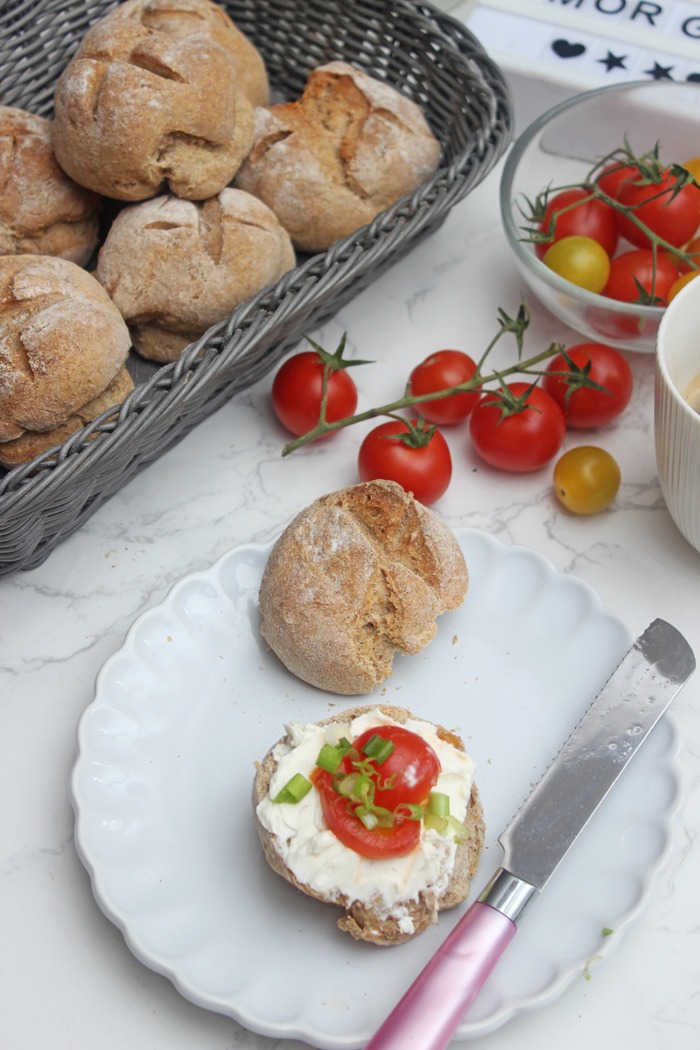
left=644, top=62, right=674, bottom=80
left=598, top=51, right=627, bottom=72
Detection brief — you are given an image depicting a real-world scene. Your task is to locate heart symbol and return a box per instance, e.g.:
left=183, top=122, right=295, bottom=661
left=552, top=39, right=586, bottom=59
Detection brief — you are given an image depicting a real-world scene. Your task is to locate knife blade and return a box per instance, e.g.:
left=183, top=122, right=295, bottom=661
left=365, top=618, right=696, bottom=1050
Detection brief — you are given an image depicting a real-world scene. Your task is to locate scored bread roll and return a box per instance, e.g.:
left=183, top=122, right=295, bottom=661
left=0, top=366, right=134, bottom=469
left=52, top=0, right=259, bottom=201
left=0, top=255, right=132, bottom=444
left=235, top=61, right=442, bottom=252
left=95, top=188, right=295, bottom=362
left=259, top=480, right=468, bottom=695
left=253, top=704, right=485, bottom=945
left=0, top=106, right=101, bottom=265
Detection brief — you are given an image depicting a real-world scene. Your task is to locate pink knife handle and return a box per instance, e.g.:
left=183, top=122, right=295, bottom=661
left=365, top=902, right=516, bottom=1050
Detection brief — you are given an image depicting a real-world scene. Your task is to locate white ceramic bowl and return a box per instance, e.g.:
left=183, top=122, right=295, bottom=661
left=500, top=80, right=700, bottom=354
left=655, top=276, right=700, bottom=553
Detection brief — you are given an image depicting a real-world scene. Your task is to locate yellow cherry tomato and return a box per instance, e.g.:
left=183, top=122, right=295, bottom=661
left=542, top=235, right=611, bottom=294
left=553, top=446, right=621, bottom=515
left=668, top=269, right=700, bottom=301
left=681, top=156, right=700, bottom=183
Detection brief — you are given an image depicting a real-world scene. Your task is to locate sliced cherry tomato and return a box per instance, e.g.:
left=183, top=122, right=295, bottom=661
left=553, top=446, right=621, bottom=514
left=602, top=248, right=678, bottom=304
left=615, top=167, right=700, bottom=249
left=408, top=349, right=480, bottom=424
left=469, top=382, right=566, bottom=472
left=358, top=419, right=452, bottom=505
left=542, top=235, right=611, bottom=294
left=271, top=344, right=358, bottom=437
left=543, top=342, right=633, bottom=428
left=312, top=724, right=441, bottom=859
left=536, top=187, right=619, bottom=259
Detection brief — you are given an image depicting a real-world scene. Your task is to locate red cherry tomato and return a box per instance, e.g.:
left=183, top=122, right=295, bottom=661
left=536, top=187, right=619, bottom=258
left=602, top=249, right=679, bottom=304
left=596, top=162, right=639, bottom=200
left=312, top=725, right=441, bottom=859
left=468, top=382, right=566, bottom=472
left=543, top=342, right=633, bottom=428
left=615, top=168, right=700, bottom=248
left=272, top=351, right=357, bottom=436
left=408, top=349, right=480, bottom=424
left=358, top=419, right=452, bottom=505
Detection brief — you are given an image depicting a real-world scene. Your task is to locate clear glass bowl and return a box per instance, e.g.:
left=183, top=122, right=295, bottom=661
left=500, top=80, right=700, bottom=354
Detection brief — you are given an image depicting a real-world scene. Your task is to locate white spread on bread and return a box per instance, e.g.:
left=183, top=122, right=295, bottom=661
left=256, top=708, right=476, bottom=930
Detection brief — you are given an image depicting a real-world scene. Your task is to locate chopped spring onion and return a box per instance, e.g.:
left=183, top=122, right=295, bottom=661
left=272, top=773, right=312, bottom=804
left=394, top=803, right=425, bottom=822
left=335, top=771, right=373, bottom=804
left=361, top=733, right=395, bottom=765
left=316, top=743, right=346, bottom=774
left=428, top=791, right=450, bottom=817
left=356, top=804, right=394, bottom=829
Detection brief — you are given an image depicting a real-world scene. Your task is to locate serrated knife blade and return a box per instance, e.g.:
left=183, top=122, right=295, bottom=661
left=366, top=618, right=695, bottom=1050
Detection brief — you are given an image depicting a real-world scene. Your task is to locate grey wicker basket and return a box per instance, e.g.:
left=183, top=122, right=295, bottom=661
left=0, top=0, right=512, bottom=575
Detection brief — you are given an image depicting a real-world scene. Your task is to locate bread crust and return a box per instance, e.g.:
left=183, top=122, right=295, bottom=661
left=52, top=0, right=257, bottom=201
left=252, top=704, right=485, bottom=945
left=95, top=188, right=295, bottom=362
left=259, top=480, right=468, bottom=695
left=235, top=61, right=441, bottom=251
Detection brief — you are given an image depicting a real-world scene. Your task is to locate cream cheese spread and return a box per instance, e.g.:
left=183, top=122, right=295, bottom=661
left=256, top=708, right=477, bottom=927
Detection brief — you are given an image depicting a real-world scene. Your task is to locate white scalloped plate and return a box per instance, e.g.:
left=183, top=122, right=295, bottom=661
left=71, top=528, right=681, bottom=1046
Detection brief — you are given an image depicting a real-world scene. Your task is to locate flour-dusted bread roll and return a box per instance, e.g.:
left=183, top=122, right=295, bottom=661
left=95, top=187, right=295, bottom=362
left=259, top=480, right=468, bottom=695
left=0, top=256, right=132, bottom=443
left=235, top=61, right=442, bottom=252
left=253, top=704, right=485, bottom=945
left=0, top=106, right=101, bottom=265
left=0, top=366, right=133, bottom=469
left=52, top=0, right=260, bottom=201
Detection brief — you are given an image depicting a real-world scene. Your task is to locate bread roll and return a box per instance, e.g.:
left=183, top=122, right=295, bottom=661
left=235, top=61, right=442, bottom=252
left=253, top=704, right=485, bottom=945
left=95, top=188, right=295, bottom=362
left=0, top=106, right=100, bottom=265
left=0, top=256, right=131, bottom=443
left=52, top=0, right=258, bottom=201
left=259, top=480, right=468, bottom=694
left=0, top=366, right=134, bottom=468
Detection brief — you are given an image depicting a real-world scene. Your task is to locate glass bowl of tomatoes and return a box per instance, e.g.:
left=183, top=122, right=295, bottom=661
left=500, top=80, right=700, bottom=353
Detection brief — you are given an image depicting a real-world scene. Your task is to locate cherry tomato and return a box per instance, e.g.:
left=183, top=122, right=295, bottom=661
left=469, top=382, right=566, bottom=472
left=272, top=350, right=357, bottom=436
left=312, top=725, right=441, bottom=859
left=615, top=167, right=700, bottom=248
left=602, top=249, right=678, bottom=304
left=553, top=446, right=621, bottom=514
left=596, top=161, right=639, bottom=200
left=681, top=156, right=700, bottom=183
left=358, top=419, right=452, bottom=505
left=542, top=235, right=611, bottom=294
left=677, top=235, right=700, bottom=274
left=668, top=269, right=700, bottom=301
left=408, top=349, right=480, bottom=424
left=543, top=342, right=633, bottom=428
left=536, top=187, right=618, bottom=258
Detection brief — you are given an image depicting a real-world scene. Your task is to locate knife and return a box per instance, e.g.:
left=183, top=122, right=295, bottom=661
left=365, top=618, right=696, bottom=1050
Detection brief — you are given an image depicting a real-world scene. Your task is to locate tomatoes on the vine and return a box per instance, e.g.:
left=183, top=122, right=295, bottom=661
left=312, top=725, right=441, bottom=859
left=536, top=187, right=619, bottom=259
left=542, top=235, right=611, bottom=294
left=602, top=248, right=678, bottom=304
left=596, top=161, right=639, bottom=200
left=469, top=382, right=566, bottom=472
left=543, top=342, right=633, bottom=428
left=358, top=419, right=452, bottom=505
left=408, top=349, right=480, bottom=424
left=553, top=446, right=621, bottom=515
left=614, top=167, right=700, bottom=248
left=271, top=335, right=361, bottom=437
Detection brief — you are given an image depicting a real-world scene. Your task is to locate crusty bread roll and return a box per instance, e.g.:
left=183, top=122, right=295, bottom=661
left=0, top=255, right=131, bottom=443
left=52, top=0, right=260, bottom=201
left=235, top=61, right=441, bottom=252
left=95, top=187, right=295, bottom=362
left=253, top=704, right=485, bottom=945
left=259, top=480, right=468, bottom=694
left=0, top=366, right=134, bottom=469
left=0, top=106, right=101, bottom=265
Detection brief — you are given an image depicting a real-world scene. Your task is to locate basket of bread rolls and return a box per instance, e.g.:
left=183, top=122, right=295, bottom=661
left=0, top=0, right=512, bottom=575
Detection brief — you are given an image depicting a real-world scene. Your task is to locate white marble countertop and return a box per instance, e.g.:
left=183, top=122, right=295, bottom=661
left=2, top=68, right=700, bottom=1050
